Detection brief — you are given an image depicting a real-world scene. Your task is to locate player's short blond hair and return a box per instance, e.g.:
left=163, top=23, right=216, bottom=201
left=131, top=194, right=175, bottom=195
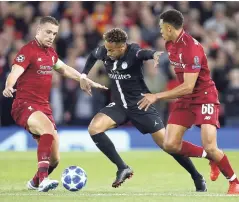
left=40, top=16, right=59, bottom=26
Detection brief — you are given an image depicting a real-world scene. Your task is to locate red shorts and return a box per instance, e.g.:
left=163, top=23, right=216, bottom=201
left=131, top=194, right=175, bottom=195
left=168, top=101, right=220, bottom=128
left=11, top=99, right=56, bottom=137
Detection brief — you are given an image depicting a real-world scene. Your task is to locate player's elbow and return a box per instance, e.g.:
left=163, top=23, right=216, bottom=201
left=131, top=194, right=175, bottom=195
left=184, top=84, right=194, bottom=94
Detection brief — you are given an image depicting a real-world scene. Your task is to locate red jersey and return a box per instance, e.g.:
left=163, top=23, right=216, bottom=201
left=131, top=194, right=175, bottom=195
left=13, top=39, right=58, bottom=104
left=166, top=30, right=219, bottom=104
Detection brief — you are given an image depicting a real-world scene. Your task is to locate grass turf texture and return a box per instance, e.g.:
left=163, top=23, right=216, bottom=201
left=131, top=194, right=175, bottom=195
left=1, top=151, right=239, bottom=202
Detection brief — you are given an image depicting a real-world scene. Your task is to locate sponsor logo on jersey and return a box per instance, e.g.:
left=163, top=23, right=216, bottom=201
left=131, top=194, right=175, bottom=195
left=169, top=59, right=186, bottom=68
left=37, top=65, right=53, bottom=75
left=108, top=70, right=131, bottom=80
left=37, top=58, right=42, bottom=61
left=16, top=55, right=25, bottom=62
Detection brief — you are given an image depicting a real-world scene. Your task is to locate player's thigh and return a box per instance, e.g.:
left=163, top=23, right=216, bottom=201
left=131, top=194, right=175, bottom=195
left=167, top=104, right=195, bottom=129
left=165, top=105, right=195, bottom=147
left=88, top=103, right=128, bottom=135
left=128, top=105, right=164, bottom=134
left=200, top=124, right=218, bottom=151
left=164, top=124, right=188, bottom=152
left=27, top=111, right=55, bottom=136
left=151, top=127, right=166, bottom=148
left=192, top=104, right=220, bottom=128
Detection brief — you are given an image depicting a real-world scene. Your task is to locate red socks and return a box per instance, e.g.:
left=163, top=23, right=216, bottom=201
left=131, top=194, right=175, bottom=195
left=32, top=162, right=59, bottom=186
left=179, top=142, right=239, bottom=184
left=217, top=155, right=239, bottom=184
left=178, top=141, right=205, bottom=158
left=37, top=134, right=54, bottom=183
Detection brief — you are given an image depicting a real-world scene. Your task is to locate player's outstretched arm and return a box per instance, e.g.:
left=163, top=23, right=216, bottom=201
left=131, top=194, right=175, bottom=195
left=54, top=59, right=108, bottom=96
left=136, top=49, right=163, bottom=68
left=155, top=72, right=199, bottom=100
left=137, top=72, right=199, bottom=111
left=78, top=48, right=108, bottom=95
left=2, top=64, right=24, bottom=98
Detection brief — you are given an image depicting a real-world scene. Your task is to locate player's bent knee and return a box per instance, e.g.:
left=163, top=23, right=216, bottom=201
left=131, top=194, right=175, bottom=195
left=88, top=113, right=114, bottom=135
left=36, top=123, right=55, bottom=136
left=163, top=141, right=181, bottom=153
left=203, top=145, right=218, bottom=156
left=27, top=111, right=55, bottom=135
left=88, top=121, right=105, bottom=135
left=151, top=129, right=165, bottom=148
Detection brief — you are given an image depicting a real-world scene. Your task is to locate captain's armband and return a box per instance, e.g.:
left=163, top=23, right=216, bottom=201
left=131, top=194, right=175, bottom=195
left=53, top=59, right=65, bottom=70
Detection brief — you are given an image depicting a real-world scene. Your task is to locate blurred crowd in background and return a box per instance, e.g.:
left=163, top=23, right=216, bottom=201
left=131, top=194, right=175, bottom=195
left=1, top=1, right=239, bottom=127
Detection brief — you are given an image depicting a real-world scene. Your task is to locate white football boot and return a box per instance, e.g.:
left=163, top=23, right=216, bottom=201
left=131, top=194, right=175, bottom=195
left=38, top=178, right=59, bottom=192
left=27, top=180, right=38, bottom=190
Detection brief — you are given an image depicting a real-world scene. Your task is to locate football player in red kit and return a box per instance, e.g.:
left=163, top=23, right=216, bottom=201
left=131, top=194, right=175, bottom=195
left=2, top=16, right=107, bottom=192
left=138, top=9, right=239, bottom=194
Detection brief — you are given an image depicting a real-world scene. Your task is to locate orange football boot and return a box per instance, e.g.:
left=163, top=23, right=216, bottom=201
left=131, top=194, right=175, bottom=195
left=228, top=182, right=239, bottom=194
left=209, top=160, right=220, bottom=181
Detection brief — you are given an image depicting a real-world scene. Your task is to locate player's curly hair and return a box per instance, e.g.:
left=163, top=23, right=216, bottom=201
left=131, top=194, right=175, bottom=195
left=159, top=9, right=184, bottom=30
left=103, top=28, right=128, bottom=43
left=40, top=16, right=59, bottom=26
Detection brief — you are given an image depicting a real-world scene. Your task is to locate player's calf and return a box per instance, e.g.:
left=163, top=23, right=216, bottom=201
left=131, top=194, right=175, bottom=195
left=37, top=134, right=54, bottom=182
left=48, top=161, right=59, bottom=175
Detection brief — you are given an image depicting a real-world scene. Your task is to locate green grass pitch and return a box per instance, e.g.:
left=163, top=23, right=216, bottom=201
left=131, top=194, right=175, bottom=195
left=1, top=151, right=239, bottom=202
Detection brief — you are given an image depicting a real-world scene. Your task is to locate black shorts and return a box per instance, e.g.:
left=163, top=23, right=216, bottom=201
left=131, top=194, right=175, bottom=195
left=100, top=102, right=164, bottom=134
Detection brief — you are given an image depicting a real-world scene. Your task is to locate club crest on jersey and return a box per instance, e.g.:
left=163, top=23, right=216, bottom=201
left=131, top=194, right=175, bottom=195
left=121, top=61, right=128, bottom=69
left=16, top=55, right=25, bottom=62
left=192, top=56, right=201, bottom=69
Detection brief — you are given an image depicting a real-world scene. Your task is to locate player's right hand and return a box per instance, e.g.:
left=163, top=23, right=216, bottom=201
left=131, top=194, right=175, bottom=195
left=2, top=87, right=17, bottom=98
left=153, top=51, right=164, bottom=68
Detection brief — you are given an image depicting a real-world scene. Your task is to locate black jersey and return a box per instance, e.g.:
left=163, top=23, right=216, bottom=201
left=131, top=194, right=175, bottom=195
left=83, top=43, right=156, bottom=108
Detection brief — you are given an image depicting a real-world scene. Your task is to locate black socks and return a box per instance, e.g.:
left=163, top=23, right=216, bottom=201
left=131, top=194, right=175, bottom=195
left=91, top=132, right=127, bottom=170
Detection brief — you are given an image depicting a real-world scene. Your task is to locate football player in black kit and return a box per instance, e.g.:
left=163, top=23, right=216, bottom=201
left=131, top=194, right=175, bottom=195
left=81, top=28, right=206, bottom=190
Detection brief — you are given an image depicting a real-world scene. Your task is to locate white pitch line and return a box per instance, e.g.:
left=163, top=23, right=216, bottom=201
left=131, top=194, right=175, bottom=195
left=0, top=193, right=238, bottom=197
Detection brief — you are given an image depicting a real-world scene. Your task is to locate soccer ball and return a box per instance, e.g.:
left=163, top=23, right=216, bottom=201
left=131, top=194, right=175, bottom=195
left=61, top=166, right=87, bottom=191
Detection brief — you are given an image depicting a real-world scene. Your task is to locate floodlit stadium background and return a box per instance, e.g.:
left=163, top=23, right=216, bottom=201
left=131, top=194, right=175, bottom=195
left=0, top=1, right=239, bottom=151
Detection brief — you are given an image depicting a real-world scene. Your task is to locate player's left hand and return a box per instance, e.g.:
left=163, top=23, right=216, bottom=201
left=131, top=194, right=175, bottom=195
left=88, top=79, right=108, bottom=90
left=153, top=51, right=163, bottom=68
left=137, top=93, right=157, bottom=111
left=80, top=74, right=108, bottom=96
